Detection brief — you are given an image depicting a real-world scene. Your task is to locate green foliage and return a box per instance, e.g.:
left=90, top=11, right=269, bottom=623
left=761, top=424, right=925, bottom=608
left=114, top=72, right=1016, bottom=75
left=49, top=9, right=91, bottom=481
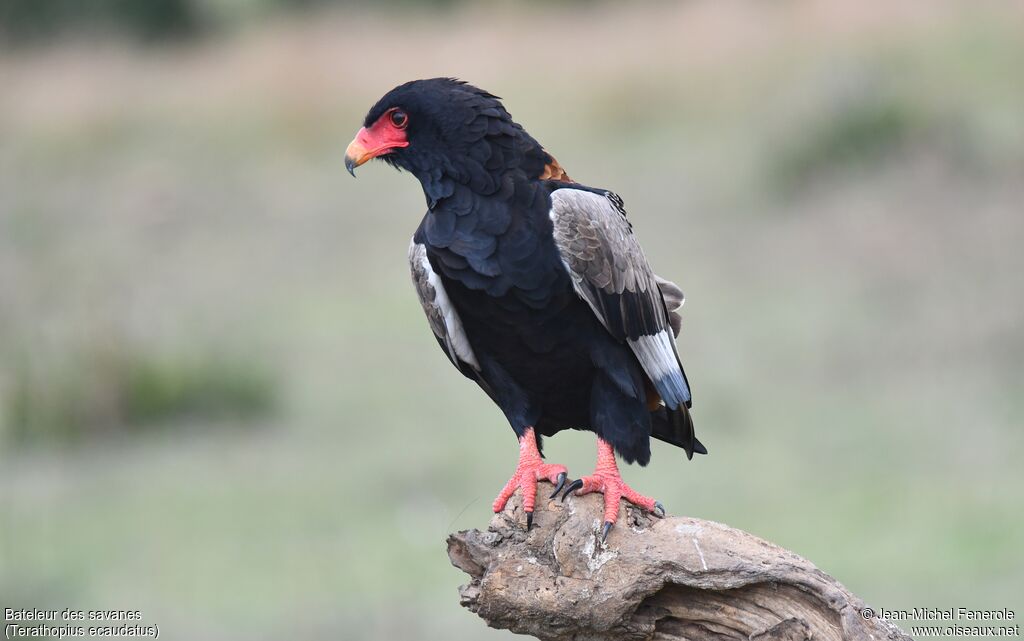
left=0, top=0, right=495, bottom=44
left=770, top=92, right=919, bottom=194
left=5, top=343, right=277, bottom=445
left=0, top=0, right=202, bottom=44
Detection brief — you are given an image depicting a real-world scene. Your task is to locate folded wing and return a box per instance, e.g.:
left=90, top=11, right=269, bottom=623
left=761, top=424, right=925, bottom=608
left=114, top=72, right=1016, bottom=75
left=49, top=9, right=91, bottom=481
left=548, top=187, right=691, bottom=410
left=409, top=239, right=480, bottom=373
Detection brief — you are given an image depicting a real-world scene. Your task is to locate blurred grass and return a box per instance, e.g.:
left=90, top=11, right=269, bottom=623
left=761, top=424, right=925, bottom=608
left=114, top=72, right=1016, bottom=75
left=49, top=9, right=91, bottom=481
left=5, top=341, right=276, bottom=446
left=770, top=89, right=918, bottom=195
left=0, top=0, right=202, bottom=44
left=1, top=2, right=1023, bottom=640
left=0, top=0, right=579, bottom=46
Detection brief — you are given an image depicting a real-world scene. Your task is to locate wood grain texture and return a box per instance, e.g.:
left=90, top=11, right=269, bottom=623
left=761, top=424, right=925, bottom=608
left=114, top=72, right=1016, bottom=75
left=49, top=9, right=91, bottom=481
left=448, top=489, right=911, bottom=641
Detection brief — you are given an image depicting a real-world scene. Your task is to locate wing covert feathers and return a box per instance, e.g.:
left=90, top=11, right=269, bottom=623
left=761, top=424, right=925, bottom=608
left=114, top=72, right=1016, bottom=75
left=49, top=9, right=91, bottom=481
left=548, top=188, right=691, bottom=409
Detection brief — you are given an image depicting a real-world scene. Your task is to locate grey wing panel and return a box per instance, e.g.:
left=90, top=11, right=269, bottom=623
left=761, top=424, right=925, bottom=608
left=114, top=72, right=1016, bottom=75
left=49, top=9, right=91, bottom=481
left=548, top=188, right=669, bottom=337
left=548, top=188, right=690, bottom=407
left=655, top=274, right=685, bottom=337
left=409, top=240, right=480, bottom=371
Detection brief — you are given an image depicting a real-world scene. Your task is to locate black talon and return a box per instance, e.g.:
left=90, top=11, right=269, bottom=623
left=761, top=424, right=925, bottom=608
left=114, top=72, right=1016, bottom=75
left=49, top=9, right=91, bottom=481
left=526, top=510, right=534, bottom=530
left=653, top=501, right=666, bottom=518
left=560, top=479, right=583, bottom=502
left=601, top=521, right=613, bottom=542
left=549, top=472, right=568, bottom=499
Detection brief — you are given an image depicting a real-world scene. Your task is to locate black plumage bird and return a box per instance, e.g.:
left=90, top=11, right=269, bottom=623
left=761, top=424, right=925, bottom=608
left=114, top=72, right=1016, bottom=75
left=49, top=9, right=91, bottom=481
left=346, top=78, right=706, bottom=537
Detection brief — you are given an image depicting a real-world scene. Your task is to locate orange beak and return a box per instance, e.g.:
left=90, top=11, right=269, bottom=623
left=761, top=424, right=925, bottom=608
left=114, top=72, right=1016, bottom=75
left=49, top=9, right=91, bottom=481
left=344, top=125, right=409, bottom=176
left=344, top=130, right=372, bottom=176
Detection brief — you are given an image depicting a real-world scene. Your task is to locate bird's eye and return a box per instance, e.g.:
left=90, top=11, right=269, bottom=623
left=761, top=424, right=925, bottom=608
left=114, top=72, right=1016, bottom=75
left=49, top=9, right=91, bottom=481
left=390, top=109, right=408, bottom=129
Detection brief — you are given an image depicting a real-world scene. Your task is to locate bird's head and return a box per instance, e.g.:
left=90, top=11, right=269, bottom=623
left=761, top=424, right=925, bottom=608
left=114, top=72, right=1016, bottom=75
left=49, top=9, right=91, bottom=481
left=345, top=78, right=551, bottom=204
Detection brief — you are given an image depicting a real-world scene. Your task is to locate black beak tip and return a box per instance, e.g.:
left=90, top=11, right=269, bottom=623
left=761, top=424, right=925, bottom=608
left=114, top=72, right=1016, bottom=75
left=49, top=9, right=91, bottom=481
left=345, top=157, right=357, bottom=177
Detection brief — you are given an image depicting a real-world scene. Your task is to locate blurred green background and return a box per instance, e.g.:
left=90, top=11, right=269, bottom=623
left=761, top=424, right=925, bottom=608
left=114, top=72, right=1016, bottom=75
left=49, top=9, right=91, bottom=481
left=2, top=1, right=1023, bottom=639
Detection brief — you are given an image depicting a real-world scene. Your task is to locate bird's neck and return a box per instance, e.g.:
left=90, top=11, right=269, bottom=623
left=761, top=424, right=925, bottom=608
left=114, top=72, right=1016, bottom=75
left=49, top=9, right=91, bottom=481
left=416, top=129, right=552, bottom=209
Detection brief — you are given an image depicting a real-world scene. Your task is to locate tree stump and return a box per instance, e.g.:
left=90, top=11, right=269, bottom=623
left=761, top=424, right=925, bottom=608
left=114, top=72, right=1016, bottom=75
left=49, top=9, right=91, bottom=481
left=447, top=489, right=910, bottom=641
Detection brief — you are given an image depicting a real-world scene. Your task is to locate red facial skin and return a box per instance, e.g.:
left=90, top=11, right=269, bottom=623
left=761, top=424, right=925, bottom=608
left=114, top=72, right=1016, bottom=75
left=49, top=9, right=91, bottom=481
left=344, top=108, right=410, bottom=171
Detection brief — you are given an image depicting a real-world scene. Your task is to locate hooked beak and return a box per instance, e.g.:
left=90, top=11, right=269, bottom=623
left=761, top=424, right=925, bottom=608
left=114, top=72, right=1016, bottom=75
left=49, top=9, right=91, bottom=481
left=344, top=125, right=409, bottom=177
left=344, top=134, right=370, bottom=177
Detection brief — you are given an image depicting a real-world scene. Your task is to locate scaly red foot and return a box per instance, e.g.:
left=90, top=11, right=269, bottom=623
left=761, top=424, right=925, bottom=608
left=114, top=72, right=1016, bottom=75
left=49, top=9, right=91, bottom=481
left=561, top=438, right=665, bottom=541
left=493, top=427, right=568, bottom=529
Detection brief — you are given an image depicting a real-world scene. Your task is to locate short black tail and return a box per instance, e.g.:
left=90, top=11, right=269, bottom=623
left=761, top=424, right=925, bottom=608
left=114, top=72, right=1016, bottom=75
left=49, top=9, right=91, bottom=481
left=650, top=404, right=707, bottom=460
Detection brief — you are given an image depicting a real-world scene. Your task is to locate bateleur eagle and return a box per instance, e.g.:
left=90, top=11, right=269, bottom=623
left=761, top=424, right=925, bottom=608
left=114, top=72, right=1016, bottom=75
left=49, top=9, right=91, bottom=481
left=346, top=78, right=706, bottom=539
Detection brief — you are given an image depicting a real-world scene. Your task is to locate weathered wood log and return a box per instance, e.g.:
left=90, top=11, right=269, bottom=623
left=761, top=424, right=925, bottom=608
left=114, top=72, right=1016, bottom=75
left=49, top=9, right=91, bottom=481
left=447, top=488, right=911, bottom=641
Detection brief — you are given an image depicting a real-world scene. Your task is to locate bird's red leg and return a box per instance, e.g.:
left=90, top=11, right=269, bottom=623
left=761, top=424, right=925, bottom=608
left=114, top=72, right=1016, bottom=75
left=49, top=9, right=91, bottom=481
left=492, top=427, right=568, bottom=529
left=562, top=438, right=664, bottom=540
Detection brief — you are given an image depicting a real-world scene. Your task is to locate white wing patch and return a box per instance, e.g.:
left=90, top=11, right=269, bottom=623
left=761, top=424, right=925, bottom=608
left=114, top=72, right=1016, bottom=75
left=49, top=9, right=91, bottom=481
left=627, top=331, right=681, bottom=388
left=409, top=240, right=480, bottom=370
